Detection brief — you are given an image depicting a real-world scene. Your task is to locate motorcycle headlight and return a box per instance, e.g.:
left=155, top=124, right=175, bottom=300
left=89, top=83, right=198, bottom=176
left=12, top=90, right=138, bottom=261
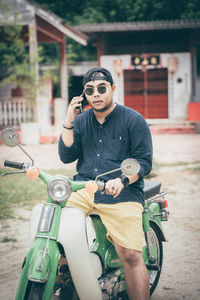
left=47, top=177, right=72, bottom=203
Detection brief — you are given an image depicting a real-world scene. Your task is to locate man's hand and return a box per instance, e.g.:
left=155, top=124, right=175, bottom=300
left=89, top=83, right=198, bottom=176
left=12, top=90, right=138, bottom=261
left=62, top=95, right=84, bottom=148
left=65, top=95, right=84, bottom=125
left=102, top=173, right=139, bottom=198
left=103, top=178, right=124, bottom=198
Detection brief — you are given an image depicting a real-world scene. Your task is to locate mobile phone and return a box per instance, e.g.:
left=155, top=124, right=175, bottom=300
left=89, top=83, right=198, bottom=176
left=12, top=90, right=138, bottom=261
left=79, top=92, right=88, bottom=113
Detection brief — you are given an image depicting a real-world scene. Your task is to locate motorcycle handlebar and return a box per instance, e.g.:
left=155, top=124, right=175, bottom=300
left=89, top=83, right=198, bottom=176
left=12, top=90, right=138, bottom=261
left=97, top=180, right=105, bottom=191
left=4, top=160, right=25, bottom=170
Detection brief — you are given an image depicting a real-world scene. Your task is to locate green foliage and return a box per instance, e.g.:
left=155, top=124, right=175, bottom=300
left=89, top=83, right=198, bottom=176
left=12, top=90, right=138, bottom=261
left=32, top=0, right=200, bottom=25
left=0, top=6, right=36, bottom=99
left=38, top=43, right=61, bottom=97
left=0, top=25, right=29, bottom=75
left=67, top=40, right=97, bottom=63
left=0, top=170, right=46, bottom=219
left=181, top=0, right=200, bottom=19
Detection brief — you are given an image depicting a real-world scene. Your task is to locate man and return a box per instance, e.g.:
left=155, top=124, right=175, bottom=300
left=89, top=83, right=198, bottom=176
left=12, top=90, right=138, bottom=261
left=58, top=67, right=152, bottom=300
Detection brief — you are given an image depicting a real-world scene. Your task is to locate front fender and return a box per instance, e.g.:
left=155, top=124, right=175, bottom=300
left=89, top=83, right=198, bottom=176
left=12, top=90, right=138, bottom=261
left=15, top=238, right=60, bottom=300
left=28, top=238, right=51, bottom=283
left=57, top=206, right=102, bottom=300
left=29, top=238, right=60, bottom=299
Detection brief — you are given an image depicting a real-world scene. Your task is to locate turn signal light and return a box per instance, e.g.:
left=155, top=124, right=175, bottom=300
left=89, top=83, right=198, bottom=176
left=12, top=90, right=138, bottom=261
left=164, top=200, right=168, bottom=208
left=85, top=181, right=98, bottom=194
left=26, top=167, right=40, bottom=180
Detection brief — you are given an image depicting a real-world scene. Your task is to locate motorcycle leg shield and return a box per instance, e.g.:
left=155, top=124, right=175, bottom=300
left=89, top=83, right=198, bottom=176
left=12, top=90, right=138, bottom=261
left=57, top=206, right=103, bottom=300
left=29, top=203, right=43, bottom=246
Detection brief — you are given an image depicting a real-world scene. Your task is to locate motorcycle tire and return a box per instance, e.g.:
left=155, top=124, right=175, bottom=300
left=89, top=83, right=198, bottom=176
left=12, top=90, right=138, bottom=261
left=27, top=282, right=45, bottom=300
left=147, top=222, right=163, bottom=296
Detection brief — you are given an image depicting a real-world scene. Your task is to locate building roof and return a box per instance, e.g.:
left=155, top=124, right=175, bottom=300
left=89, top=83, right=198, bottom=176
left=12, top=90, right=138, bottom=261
left=0, top=0, right=88, bottom=45
left=75, top=19, right=200, bottom=34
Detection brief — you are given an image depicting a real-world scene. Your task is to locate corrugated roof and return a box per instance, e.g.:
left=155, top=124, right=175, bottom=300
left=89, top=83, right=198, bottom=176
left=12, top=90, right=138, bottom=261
left=75, top=19, right=200, bottom=33
left=0, top=0, right=88, bottom=45
left=35, top=6, right=88, bottom=45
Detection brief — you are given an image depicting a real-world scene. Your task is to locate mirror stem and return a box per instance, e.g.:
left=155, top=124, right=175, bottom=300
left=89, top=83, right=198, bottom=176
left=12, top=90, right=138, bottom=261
left=9, top=135, right=34, bottom=166
left=95, top=167, right=121, bottom=182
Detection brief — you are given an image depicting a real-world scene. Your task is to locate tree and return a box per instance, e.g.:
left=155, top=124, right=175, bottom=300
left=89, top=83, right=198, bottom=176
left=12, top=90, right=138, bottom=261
left=32, top=0, right=200, bottom=24
left=0, top=4, right=36, bottom=99
left=0, top=3, right=61, bottom=98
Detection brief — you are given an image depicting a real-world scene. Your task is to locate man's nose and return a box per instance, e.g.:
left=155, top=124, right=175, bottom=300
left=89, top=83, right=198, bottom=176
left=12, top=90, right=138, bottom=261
left=93, top=88, right=100, bottom=96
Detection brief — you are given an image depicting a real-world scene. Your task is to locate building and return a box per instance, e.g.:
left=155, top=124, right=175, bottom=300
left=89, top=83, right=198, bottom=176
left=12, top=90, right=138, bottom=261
left=0, top=0, right=87, bottom=138
left=76, top=20, right=200, bottom=122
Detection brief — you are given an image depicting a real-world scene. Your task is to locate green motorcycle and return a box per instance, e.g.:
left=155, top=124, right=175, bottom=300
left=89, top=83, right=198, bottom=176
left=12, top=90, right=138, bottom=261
left=1, top=128, right=169, bottom=300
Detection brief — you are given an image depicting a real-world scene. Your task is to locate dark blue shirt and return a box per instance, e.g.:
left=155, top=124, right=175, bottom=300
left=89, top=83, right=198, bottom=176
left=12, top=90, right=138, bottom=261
left=58, top=104, right=152, bottom=206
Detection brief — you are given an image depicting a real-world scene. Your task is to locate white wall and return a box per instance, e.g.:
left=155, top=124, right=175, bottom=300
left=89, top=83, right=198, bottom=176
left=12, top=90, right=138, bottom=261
left=160, top=53, right=191, bottom=119
left=100, top=55, right=131, bottom=106
left=195, top=75, right=200, bottom=101
left=101, top=52, right=191, bottom=120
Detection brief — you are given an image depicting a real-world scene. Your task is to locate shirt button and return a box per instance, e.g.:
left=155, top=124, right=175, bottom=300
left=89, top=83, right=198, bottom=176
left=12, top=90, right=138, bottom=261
left=99, top=139, right=102, bottom=143
left=94, top=168, right=98, bottom=171
left=100, top=125, right=102, bottom=128
left=97, top=154, right=100, bottom=157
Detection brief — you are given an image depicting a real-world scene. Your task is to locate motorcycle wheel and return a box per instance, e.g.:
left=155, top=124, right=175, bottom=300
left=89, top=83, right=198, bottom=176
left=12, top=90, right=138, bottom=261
left=146, top=222, right=163, bottom=296
left=27, top=282, right=45, bottom=300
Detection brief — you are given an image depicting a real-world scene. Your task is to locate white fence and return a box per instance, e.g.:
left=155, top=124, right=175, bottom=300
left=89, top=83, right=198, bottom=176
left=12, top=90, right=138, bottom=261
left=0, top=98, right=34, bottom=129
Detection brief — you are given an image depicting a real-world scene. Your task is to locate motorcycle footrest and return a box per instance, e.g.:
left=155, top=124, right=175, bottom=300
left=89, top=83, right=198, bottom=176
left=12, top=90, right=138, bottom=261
left=146, top=264, right=160, bottom=271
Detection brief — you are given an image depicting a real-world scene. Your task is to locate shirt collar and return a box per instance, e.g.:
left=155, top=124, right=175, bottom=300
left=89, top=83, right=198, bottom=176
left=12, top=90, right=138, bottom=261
left=105, top=103, right=118, bottom=121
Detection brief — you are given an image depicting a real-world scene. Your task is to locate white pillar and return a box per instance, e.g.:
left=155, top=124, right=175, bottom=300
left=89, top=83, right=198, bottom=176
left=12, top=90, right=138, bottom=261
left=28, top=22, right=39, bottom=90
left=29, top=22, right=39, bottom=123
left=60, top=36, right=68, bottom=102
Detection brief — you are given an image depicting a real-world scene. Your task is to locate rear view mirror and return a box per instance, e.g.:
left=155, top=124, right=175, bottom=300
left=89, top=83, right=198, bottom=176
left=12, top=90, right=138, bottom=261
left=121, top=158, right=140, bottom=176
left=1, top=128, right=19, bottom=147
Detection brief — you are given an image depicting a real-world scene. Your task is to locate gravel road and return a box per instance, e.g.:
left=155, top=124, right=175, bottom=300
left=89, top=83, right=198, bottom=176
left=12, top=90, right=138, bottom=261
left=0, top=133, right=200, bottom=300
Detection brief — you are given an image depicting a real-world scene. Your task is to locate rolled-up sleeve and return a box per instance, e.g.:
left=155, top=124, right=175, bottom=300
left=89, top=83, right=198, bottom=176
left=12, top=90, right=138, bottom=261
left=128, top=114, right=153, bottom=178
left=58, top=135, right=79, bottom=163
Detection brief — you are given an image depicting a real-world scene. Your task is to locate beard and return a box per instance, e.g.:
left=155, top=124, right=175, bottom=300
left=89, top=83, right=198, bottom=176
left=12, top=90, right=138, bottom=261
left=92, top=99, right=113, bottom=112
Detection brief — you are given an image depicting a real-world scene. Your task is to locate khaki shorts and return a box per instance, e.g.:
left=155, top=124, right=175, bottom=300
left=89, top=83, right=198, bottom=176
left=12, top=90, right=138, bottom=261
left=67, top=189, right=144, bottom=252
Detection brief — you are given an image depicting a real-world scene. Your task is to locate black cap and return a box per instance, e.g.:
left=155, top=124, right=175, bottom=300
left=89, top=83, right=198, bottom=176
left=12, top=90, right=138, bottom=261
left=83, top=67, right=114, bottom=87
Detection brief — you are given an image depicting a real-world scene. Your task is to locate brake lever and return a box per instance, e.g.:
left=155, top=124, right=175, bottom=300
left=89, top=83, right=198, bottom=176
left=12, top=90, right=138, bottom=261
left=1, top=162, right=30, bottom=177
left=1, top=170, right=27, bottom=176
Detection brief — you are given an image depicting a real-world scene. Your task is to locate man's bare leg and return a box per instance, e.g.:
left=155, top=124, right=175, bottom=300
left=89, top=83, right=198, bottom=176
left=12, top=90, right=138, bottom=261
left=114, top=241, right=149, bottom=300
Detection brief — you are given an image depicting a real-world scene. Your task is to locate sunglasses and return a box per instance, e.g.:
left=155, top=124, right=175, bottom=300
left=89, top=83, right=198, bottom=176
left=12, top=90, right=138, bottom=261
left=84, top=85, right=107, bottom=96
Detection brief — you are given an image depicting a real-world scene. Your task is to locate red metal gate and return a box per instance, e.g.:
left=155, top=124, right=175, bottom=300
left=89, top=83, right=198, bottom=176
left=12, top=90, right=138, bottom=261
left=124, top=68, right=168, bottom=118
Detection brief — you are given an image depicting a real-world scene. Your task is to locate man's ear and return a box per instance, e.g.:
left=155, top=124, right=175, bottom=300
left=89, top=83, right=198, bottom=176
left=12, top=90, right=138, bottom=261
left=112, top=84, right=116, bottom=92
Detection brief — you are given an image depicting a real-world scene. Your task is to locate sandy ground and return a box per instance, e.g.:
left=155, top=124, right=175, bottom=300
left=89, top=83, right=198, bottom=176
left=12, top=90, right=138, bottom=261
left=0, top=133, right=200, bottom=300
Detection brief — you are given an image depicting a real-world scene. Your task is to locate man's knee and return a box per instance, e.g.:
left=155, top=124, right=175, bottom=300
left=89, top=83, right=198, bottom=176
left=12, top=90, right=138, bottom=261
left=114, top=242, right=143, bottom=267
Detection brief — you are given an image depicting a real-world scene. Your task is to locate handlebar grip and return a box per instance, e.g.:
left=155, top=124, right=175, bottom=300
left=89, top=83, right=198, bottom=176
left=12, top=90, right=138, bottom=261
left=4, top=160, right=24, bottom=170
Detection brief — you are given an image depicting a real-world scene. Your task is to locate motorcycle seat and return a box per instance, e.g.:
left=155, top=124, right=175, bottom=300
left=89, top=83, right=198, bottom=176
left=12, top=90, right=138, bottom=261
left=143, top=180, right=161, bottom=200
